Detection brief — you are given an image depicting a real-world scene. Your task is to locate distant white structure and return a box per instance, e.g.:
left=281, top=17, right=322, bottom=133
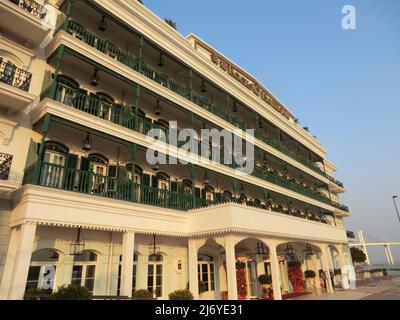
left=349, top=231, right=399, bottom=266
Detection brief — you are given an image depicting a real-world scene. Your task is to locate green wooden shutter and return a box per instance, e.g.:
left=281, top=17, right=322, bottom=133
left=152, top=175, right=158, bottom=188
left=80, top=157, right=90, bottom=171
left=142, top=174, right=150, bottom=186
left=171, top=181, right=178, bottom=192
left=195, top=188, right=201, bottom=198
left=66, top=154, right=78, bottom=169
left=109, top=165, right=117, bottom=178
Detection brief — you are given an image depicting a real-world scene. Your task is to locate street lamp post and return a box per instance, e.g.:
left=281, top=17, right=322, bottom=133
left=392, top=196, right=400, bottom=224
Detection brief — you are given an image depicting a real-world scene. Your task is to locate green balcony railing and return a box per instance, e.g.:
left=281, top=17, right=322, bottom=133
left=23, top=162, right=335, bottom=224
left=58, top=19, right=342, bottom=185
left=47, top=81, right=345, bottom=209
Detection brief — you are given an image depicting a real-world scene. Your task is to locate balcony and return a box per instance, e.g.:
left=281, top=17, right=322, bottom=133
left=44, top=80, right=335, bottom=208
left=24, top=160, right=335, bottom=227
left=0, top=0, right=50, bottom=48
left=56, top=19, right=341, bottom=186
left=0, top=152, right=23, bottom=198
left=0, top=58, right=36, bottom=113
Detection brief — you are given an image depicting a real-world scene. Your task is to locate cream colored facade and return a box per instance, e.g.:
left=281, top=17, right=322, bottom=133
left=0, top=0, right=352, bottom=300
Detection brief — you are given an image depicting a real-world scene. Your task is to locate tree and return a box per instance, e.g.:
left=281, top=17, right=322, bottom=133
left=350, top=247, right=367, bottom=264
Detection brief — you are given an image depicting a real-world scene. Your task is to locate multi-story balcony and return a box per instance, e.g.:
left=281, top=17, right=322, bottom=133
left=52, top=15, right=345, bottom=191
left=41, top=77, right=339, bottom=209
left=0, top=57, right=35, bottom=113
left=0, top=0, right=50, bottom=48
left=23, top=116, right=340, bottom=226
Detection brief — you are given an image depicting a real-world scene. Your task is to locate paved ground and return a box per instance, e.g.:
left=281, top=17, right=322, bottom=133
left=289, top=278, right=400, bottom=300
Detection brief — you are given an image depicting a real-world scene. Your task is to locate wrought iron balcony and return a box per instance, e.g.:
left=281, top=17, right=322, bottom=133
left=23, top=161, right=334, bottom=226
left=10, top=0, right=47, bottom=19
left=45, top=80, right=335, bottom=208
left=57, top=19, right=331, bottom=181
left=346, top=231, right=355, bottom=239
left=0, top=58, right=32, bottom=92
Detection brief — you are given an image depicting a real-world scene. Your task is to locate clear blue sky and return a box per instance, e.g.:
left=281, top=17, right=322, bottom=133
left=144, top=0, right=400, bottom=262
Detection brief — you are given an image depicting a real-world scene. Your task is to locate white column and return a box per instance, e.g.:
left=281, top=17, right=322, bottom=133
left=8, top=223, right=37, bottom=300
left=387, top=245, right=395, bottom=265
left=188, top=239, right=199, bottom=300
left=337, top=245, right=346, bottom=268
left=120, top=231, right=135, bottom=298
left=0, top=227, right=20, bottom=299
left=225, top=235, right=237, bottom=300
left=358, top=231, right=371, bottom=265
left=320, top=246, right=334, bottom=294
left=269, top=243, right=282, bottom=300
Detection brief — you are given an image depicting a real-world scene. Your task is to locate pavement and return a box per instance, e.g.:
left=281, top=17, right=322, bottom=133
left=289, top=277, right=400, bottom=300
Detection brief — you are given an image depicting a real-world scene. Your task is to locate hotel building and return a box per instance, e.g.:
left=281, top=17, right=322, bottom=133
left=0, top=0, right=353, bottom=300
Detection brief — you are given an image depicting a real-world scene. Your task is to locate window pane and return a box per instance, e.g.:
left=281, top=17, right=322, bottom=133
left=71, top=266, right=82, bottom=280
left=85, top=278, right=95, bottom=292
left=86, top=265, right=96, bottom=278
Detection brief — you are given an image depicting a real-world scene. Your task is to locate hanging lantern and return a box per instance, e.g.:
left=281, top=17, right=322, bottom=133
left=148, top=234, right=161, bottom=257
left=154, top=99, right=161, bottom=116
left=258, top=118, right=263, bottom=129
left=158, top=53, right=165, bottom=67
left=303, top=244, right=314, bottom=257
left=70, top=228, right=85, bottom=256
left=90, top=68, right=100, bottom=87
left=232, top=100, right=238, bottom=113
left=201, top=79, right=206, bottom=93
left=82, top=133, right=93, bottom=152
left=256, top=242, right=268, bottom=255
left=284, top=244, right=296, bottom=258
left=98, top=15, right=107, bottom=32
left=203, top=172, right=210, bottom=185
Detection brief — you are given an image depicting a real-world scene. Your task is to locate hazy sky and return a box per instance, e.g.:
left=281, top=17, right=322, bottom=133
left=143, top=0, right=400, bottom=262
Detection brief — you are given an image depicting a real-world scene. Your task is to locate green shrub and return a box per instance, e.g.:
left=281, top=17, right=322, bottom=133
left=334, top=269, right=342, bottom=276
left=198, top=282, right=207, bottom=294
left=169, top=290, right=194, bottom=300
left=132, top=289, right=154, bottom=300
left=304, top=270, right=316, bottom=279
left=51, top=285, right=90, bottom=300
left=258, top=274, right=272, bottom=285
left=24, top=288, right=51, bottom=300
left=236, top=261, right=246, bottom=270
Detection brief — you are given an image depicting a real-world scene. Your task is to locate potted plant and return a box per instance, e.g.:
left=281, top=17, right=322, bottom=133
left=169, top=290, right=194, bottom=300
left=304, top=270, right=316, bottom=289
left=51, top=285, right=90, bottom=300
left=132, top=289, right=154, bottom=300
left=258, top=274, right=273, bottom=300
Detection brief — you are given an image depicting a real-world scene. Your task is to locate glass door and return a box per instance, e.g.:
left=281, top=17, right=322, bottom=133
left=246, top=261, right=258, bottom=299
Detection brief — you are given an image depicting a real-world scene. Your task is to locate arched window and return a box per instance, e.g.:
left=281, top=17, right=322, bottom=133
left=157, top=172, right=170, bottom=190
left=203, top=185, right=215, bottom=202
left=182, top=179, right=193, bottom=194
left=117, top=253, right=139, bottom=296
left=197, top=255, right=215, bottom=293
left=97, top=92, right=115, bottom=121
left=126, top=164, right=143, bottom=184
left=148, top=254, right=164, bottom=298
left=71, top=250, right=98, bottom=294
left=26, top=249, right=60, bottom=293
left=89, top=153, right=108, bottom=176
left=40, top=141, right=69, bottom=188
left=55, top=75, right=80, bottom=107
